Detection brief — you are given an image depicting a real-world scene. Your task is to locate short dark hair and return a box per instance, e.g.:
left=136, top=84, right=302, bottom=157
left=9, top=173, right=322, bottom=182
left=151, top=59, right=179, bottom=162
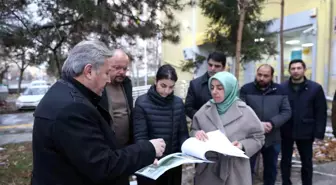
left=207, top=51, right=226, bottom=67
left=257, top=64, right=274, bottom=76
left=289, top=59, right=306, bottom=70
left=156, top=64, right=178, bottom=82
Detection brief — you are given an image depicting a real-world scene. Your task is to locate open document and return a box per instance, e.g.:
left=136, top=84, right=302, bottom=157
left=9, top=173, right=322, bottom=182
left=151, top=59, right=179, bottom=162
left=135, top=130, right=248, bottom=180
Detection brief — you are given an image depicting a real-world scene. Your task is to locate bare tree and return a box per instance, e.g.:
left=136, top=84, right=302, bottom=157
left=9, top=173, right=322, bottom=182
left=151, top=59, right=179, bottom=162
left=1, top=0, right=190, bottom=78
left=113, top=36, right=161, bottom=86
left=235, top=0, right=249, bottom=78
left=7, top=47, right=38, bottom=93
left=0, top=61, right=10, bottom=84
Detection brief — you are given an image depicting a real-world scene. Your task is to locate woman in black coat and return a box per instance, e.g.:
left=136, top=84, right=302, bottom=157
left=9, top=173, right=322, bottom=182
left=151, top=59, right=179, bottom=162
left=133, top=64, right=189, bottom=185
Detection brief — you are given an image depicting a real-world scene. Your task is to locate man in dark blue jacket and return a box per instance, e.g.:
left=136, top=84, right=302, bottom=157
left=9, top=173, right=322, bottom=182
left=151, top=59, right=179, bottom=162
left=240, top=64, right=291, bottom=185
left=185, top=51, right=226, bottom=119
left=280, top=59, right=327, bottom=185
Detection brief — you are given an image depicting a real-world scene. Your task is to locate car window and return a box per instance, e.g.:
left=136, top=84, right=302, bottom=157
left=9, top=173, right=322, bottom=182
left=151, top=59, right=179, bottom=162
left=23, top=87, right=48, bottom=95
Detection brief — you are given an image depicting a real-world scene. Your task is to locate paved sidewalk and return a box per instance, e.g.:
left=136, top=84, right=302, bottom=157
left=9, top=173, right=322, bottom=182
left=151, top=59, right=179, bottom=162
left=0, top=132, right=335, bottom=185
left=253, top=161, right=336, bottom=185
left=0, top=132, right=32, bottom=146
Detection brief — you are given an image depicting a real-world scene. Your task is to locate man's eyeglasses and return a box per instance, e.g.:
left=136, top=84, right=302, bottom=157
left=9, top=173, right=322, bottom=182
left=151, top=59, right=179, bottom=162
left=112, top=66, right=128, bottom=72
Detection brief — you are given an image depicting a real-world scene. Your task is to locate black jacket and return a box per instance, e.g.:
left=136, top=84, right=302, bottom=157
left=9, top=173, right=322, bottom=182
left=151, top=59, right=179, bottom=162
left=100, top=77, right=134, bottom=144
left=32, top=78, right=155, bottom=185
left=240, top=82, right=291, bottom=147
left=280, top=78, right=327, bottom=140
left=185, top=73, right=212, bottom=119
left=133, top=85, right=189, bottom=156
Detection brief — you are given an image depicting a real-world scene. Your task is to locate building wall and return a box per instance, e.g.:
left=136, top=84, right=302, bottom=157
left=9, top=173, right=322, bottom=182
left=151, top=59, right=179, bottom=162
left=161, top=1, right=195, bottom=81
left=261, top=0, right=334, bottom=97
left=162, top=0, right=336, bottom=99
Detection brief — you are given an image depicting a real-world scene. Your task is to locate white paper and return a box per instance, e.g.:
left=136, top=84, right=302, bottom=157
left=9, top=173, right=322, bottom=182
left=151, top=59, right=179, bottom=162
left=181, top=130, right=249, bottom=159
left=181, top=137, right=209, bottom=160
left=206, top=130, right=248, bottom=158
left=136, top=129, right=249, bottom=180
left=135, top=153, right=210, bottom=180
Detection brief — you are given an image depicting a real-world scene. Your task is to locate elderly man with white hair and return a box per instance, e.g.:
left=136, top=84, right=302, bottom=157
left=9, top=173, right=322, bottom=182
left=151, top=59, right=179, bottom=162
left=31, top=40, right=166, bottom=185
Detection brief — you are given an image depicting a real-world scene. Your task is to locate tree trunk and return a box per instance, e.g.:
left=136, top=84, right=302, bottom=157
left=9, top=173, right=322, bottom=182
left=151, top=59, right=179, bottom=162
left=235, top=0, right=247, bottom=80
left=17, top=50, right=26, bottom=94
left=136, top=65, right=140, bottom=87
left=17, top=67, right=25, bottom=94
left=0, top=65, right=9, bottom=84
left=53, top=50, right=62, bottom=78
left=280, top=0, right=285, bottom=82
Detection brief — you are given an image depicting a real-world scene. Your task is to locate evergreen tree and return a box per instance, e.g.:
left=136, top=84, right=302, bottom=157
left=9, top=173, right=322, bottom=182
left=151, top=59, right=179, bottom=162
left=199, top=0, right=277, bottom=69
left=0, top=0, right=191, bottom=77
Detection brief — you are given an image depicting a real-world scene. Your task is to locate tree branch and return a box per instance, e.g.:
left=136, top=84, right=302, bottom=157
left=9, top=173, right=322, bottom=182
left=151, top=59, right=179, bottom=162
left=7, top=8, right=50, bottom=49
left=31, top=18, right=84, bottom=32
left=53, top=36, right=66, bottom=51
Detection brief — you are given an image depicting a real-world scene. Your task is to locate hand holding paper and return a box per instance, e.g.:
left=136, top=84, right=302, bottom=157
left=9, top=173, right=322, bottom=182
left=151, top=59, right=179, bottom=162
left=232, top=141, right=243, bottom=150
left=153, top=159, right=159, bottom=166
left=136, top=130, right=248, bottom=180
left=195, top=130, right=208, bottom=141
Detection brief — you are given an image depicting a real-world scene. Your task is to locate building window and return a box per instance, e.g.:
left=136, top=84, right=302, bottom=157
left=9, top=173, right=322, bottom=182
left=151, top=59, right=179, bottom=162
left=255, top=25, right=316, bottom=83
left=282, top=25, right=315, bottom=80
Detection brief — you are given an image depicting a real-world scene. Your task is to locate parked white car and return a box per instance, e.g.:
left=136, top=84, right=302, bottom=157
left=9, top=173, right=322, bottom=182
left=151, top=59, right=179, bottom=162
left=29, top=80, right=49, bottom=87
left=16, top=85, right=49, bottom=110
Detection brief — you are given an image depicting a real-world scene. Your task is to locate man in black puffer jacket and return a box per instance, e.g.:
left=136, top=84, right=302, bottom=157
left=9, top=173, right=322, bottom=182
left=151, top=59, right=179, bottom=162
left=240, top=64, right=291, bottom=185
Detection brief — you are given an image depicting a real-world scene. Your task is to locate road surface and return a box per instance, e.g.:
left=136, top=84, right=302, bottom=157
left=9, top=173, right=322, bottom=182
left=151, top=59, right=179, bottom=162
left=0, top=111, right=34, bottom=133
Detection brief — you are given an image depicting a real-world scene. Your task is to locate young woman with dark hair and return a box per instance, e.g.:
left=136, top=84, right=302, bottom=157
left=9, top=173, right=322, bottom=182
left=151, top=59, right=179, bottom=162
left=133, top=64, right=189, bottom=185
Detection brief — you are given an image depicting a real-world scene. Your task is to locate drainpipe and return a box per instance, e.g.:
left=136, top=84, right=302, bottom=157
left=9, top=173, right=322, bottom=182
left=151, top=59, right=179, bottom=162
left=192, top=0, right=197, bottom=78
left=324, top=0, right=333, bottom=97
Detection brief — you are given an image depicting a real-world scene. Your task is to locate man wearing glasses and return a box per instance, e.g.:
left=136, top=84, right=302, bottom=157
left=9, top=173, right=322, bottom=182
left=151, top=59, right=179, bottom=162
left=100, top=49, right=134, bottom=147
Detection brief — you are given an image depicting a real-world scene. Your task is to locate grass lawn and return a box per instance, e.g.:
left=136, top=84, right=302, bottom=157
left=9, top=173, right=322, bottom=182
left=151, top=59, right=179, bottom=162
left=0, top=142, right=32, bottom=185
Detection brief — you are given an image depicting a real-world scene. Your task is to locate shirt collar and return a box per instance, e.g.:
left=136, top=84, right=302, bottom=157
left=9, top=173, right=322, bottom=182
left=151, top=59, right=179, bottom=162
left=66, top=77, right=101, bottom=106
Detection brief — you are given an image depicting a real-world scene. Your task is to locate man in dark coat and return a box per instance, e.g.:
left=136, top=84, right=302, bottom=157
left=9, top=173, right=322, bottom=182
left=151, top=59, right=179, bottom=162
left=31, top=40, right=166, bottom=185
left=185, top=51, right=226, bottom=119
left=280, top=59, right=327, bottom=185
left=240, top=64, right=291, bottom=185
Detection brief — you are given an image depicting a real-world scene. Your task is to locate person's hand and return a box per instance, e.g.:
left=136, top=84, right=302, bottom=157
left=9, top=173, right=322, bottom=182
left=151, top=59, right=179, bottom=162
left=195, top=130, right=208, bottom=141
left=232, top=141, right=243, bottom=150
left=149, top=139, right=166, bottom=157
left=262, top=122, right=273, bottom=133
left=153, top=158, right=159, bottom=166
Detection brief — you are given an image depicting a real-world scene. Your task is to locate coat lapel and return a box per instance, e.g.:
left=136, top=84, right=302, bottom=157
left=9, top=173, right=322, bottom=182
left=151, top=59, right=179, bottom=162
left=205, top=103, right=224, bottom=131
left=205, top=101, right=243, bottom=129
